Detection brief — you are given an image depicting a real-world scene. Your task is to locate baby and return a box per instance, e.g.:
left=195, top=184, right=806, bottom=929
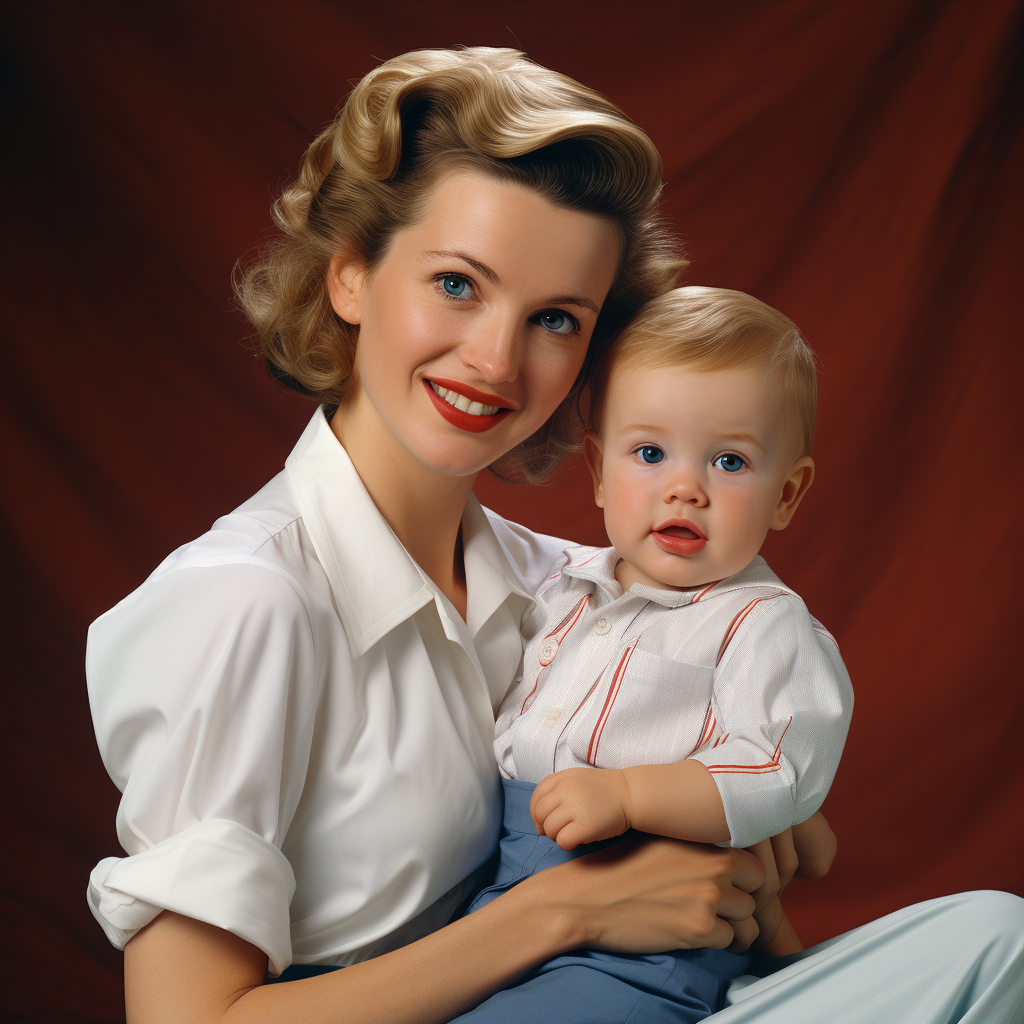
left=455, top=287, right=854, bottom=1024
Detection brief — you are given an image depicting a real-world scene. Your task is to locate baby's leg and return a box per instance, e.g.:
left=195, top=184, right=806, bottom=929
left=456, top=778, right=749, bottom=1023
left=453, top=948, right=747, bottom=1024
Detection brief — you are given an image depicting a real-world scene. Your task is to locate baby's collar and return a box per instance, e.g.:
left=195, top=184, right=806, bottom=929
left=559, top=547, right=795, bottom=608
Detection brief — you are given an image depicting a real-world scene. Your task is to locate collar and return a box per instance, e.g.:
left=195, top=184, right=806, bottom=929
left=460, top=498, right=537, bottom=637
left=560, top=546, right=796, bottom=609
left=285, top=408, right=533, bottom=655
left=694, top=555, right=798, bottom=602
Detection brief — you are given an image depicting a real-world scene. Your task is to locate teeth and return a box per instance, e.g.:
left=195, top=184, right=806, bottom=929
left=430, top=382, right=500, bottom=416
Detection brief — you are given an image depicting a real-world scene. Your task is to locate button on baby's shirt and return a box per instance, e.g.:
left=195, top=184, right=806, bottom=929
left=545, top=707, right=561, bottom=721
left=594, top=616, right=611, bottom=635
left=539, top=640, right=558, bottom=663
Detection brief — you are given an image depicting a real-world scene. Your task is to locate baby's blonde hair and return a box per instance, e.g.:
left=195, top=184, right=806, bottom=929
left=235, top=46, right=684, bottom=481
left=592, top=287, right=818, bottom=454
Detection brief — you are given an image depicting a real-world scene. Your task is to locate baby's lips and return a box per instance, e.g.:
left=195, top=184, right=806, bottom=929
left=652, top=528, right=707, bottom=555
left=653, top=517, right=707, bottom=540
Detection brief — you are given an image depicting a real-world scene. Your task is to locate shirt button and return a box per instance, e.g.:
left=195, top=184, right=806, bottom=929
left=545, top=707, right=561, bottom=721
left=539, top=640, right=558, bottom=662
left=595, top=616, right=611, bottom=635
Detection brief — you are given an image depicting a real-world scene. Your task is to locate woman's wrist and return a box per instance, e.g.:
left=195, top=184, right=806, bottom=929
left=495, top=864, right=589, bottom=955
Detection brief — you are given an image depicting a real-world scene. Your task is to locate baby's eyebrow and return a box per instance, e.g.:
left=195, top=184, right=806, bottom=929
left=615, top=423, right=663, bottom=437
left=717, top=432, right=767, bottom=453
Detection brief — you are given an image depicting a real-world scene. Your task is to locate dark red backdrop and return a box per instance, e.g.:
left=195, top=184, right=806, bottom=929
left=3, top=2, right=1022, bottom=1020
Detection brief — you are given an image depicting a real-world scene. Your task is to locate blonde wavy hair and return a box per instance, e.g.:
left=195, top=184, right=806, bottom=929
left=235, top=46, right=684, bottom=481
left=591, top=287, right=819, bottom=454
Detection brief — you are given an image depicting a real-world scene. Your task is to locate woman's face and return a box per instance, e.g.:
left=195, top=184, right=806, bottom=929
left=329, top=169, right=621, bottom=478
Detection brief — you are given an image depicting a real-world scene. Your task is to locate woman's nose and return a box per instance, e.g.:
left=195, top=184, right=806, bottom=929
left=459, top=312, right=521, bottom=384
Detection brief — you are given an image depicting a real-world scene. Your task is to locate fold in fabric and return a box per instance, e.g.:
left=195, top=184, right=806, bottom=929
left=87, top=818, right=296, bottom=976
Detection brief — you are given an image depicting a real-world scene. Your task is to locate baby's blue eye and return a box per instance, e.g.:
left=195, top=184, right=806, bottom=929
left=441, top=274, right=470, bottom=298
left=713, top=453, right=745, bottom=473
left=637, top=445, right=664, bottom=464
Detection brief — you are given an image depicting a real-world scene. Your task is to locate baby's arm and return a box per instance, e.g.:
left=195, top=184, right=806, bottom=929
left=529, top=763, right=804, bottom=955
left=529, top=759, right=729, bottom=849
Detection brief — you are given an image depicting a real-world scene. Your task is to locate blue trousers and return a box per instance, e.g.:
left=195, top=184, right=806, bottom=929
left=450, top=777, right=750, bottom=1024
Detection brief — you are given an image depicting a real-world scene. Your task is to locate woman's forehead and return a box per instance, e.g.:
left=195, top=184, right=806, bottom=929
left=394, top=170, right=621, bottom=298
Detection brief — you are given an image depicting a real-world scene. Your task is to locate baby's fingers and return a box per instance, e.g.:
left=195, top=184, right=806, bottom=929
left=553, top=821, right=587, bottom=851
left=530, top=788, right=568, bottom=833
left=538, top=804, right=576, bottom=844
left=529, top=776, right=564, bottom=827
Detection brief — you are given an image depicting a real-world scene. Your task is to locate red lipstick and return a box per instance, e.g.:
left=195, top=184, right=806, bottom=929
left=422, top=380, right=513, bottom=434
left=652, top=518, right=707, bottom=556
left=426, top=377, right=514, bottom=408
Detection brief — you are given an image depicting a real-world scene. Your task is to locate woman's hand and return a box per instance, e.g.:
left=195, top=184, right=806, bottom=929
left=517, top=833, right=767, bottom=955
left=742, top=810, right=838, bottom=952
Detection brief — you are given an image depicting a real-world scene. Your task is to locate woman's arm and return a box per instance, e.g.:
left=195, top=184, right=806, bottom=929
left=125, top=836, right=766, bottom=1024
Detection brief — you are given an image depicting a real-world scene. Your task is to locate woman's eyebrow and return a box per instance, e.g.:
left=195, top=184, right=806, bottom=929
left=546, top=294, right=600, bottom=315
left=422, top=249, right=500, bottom=284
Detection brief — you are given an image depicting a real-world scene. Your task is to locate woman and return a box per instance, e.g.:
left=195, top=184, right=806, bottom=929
left=86, top=47, right=1023, bottom=1023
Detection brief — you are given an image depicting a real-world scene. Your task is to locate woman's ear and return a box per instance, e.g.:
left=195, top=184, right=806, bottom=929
left=582, top=430, right=606, bottom=509
left=771, top=455, right=815, bottom=530
left=327, top=254, right=367, bottom=324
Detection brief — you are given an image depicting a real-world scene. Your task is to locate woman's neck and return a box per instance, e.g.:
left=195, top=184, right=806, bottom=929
left=330, top=402, right=475, bottom=620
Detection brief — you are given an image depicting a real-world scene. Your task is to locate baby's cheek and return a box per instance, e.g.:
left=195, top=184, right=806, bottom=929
left=602, top=475, right=649, bottom=550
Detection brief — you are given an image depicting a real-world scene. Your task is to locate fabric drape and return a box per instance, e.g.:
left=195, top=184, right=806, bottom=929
left=3, top=2, right=1021, bottom=1019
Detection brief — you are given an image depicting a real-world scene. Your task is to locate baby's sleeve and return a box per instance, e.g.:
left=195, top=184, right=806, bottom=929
left=85, top=560, right=320, bottom=976
left=688, top=594, right=853, bottom=850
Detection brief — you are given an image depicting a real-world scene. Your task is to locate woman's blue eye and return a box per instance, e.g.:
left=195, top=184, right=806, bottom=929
left=441, top=274, right=470, bottom=298
left=713, top=453, right=746, bottom=473
left=535, top=310, right=578, bottom=335
left=637, top=445, right=664, bottom=464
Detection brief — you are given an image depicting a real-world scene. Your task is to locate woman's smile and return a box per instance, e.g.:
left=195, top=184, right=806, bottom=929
left=423, top=379, right=514, bottom=433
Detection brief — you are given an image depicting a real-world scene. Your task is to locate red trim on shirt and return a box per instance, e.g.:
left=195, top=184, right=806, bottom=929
left=587, top=637, right=640, bottom=765
left=705, top=717, right=793, bottom=774
left=715, top=595, right=783, bottom=667
left=521, top=595, right=590, bottom=715
left=690, top=705, right=717, bottom=754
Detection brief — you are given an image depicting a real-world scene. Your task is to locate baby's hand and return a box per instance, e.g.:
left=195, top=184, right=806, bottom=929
left=529, top=767, right=633, bottom=850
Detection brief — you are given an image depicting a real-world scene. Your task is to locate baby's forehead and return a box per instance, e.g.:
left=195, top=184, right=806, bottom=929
left=604, top=355, right=777, bottom=407
left=599, top=356, right=802, bottom=441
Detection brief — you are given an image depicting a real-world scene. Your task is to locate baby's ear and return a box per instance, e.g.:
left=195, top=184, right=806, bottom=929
left=772, top=456, right=815, bottom=530
left=582, top=430, right=606, bottom=509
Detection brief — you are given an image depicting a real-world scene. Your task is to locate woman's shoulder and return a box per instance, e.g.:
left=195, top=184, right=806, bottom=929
left=102, top=470, right=333, bottom=627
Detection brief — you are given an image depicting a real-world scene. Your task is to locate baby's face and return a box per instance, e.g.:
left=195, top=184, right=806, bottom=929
left=584, top=360, right=814, bottom=591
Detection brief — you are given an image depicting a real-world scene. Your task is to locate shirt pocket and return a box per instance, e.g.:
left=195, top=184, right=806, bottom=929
left=561, top=650, right=716, bottom=770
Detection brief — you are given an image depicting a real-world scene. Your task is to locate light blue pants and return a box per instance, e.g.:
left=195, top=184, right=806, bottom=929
left=715, top=888, right=1024, bottom=1023
left=450, top=777, right=751, bottom=1023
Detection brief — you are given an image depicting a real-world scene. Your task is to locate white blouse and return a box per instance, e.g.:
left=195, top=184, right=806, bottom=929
left=86, top=409, right=565, bottom=975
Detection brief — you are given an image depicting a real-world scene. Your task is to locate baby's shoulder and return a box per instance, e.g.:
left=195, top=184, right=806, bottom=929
left=701, top=557, right=839, bottom=656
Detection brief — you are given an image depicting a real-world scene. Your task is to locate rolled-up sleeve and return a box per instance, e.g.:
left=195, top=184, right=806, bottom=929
left=689, top=596, right=853, bottom=850
left=86, top=561, right=319, bottom=975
